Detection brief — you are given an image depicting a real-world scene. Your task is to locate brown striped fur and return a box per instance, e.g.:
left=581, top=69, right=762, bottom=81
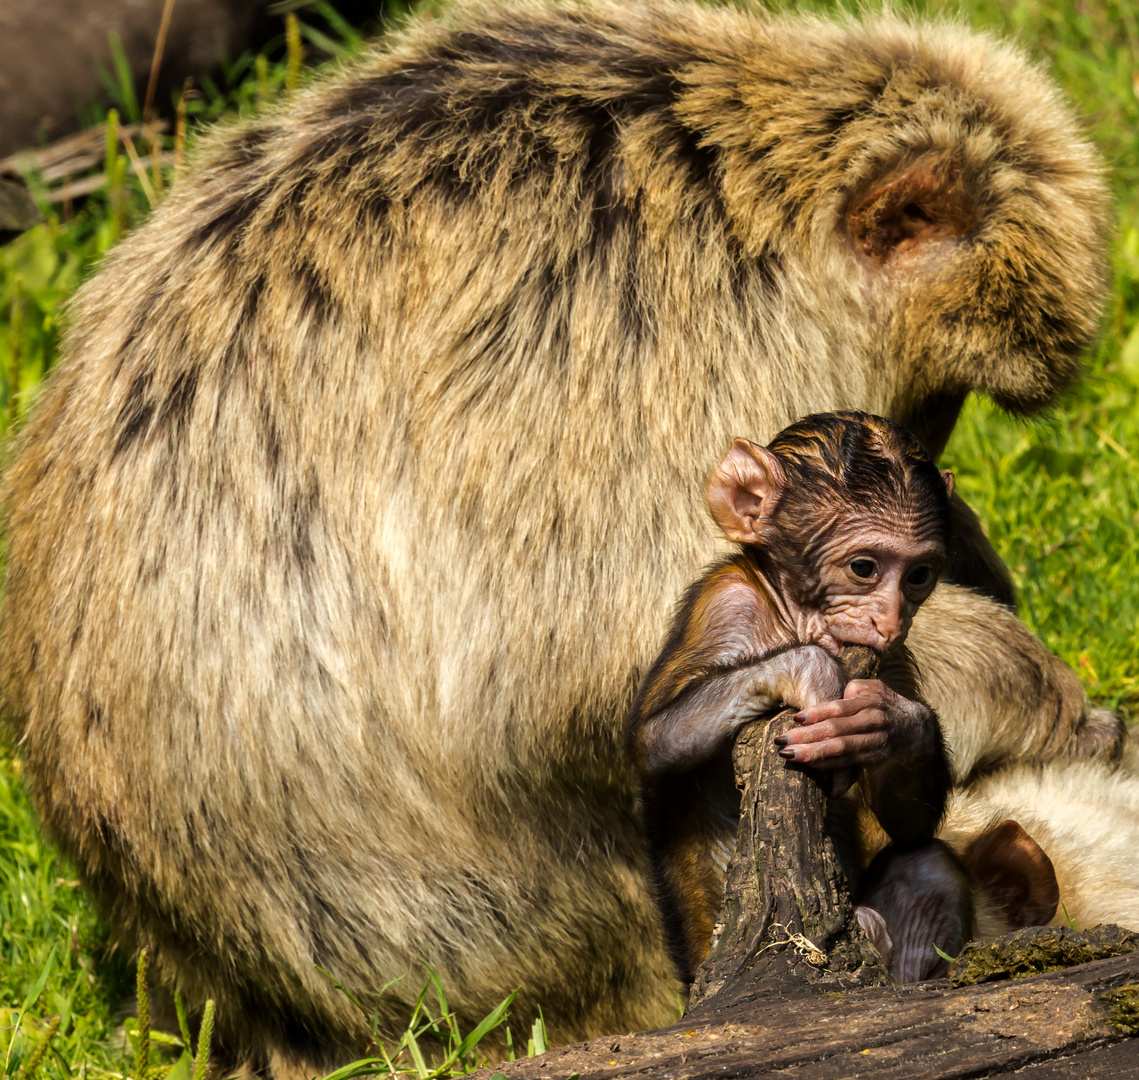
left=0, top=2, right=1117, bottom=1075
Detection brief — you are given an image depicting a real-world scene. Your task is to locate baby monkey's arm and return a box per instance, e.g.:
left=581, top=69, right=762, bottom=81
left=786, top=652, right=952, bottom=846
left=629, top=563, right=845, bottom=776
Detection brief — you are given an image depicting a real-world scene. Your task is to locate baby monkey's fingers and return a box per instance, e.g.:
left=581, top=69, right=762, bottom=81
left=775, top=730, right=890, bottom=768
left=788, top=679, right=937, bottom=760
left=792, top=679, right=890, bottom=726
left=781, top=708, right=889, bottom=742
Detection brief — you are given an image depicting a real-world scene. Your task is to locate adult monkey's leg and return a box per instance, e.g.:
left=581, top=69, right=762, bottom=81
left=907, top=584, right=1122, bottom=784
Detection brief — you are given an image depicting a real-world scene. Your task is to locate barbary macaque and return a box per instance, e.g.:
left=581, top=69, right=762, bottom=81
left=629, top=412, right=955, bottom=979
left=856, top=754, right=1139, bottom=982
left=0, top=0, right=1120, bottom=1074
left=943, top=760, right=1139, bottom=933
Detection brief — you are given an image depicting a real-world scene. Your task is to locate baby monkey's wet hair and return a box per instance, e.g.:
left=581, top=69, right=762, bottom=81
left=766, top=411, right=953, bottom=550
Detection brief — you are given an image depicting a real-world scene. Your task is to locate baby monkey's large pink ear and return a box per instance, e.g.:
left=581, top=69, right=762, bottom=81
left=707, top=437, right=785, bottom=544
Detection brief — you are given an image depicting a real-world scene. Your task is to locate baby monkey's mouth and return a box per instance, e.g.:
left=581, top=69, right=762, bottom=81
left=825, top=626, right=896, bottom=656
left=814, top=632, right=845, bottom=657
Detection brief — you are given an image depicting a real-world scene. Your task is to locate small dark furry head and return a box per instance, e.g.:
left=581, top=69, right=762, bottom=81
left=768, top=411, right=952, bottom=550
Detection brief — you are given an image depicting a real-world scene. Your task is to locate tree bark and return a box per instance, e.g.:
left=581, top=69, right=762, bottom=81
left=689, top=644, right=886, bottom=1008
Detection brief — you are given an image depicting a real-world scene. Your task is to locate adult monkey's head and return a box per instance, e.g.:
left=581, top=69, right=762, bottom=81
left=687, top=12, right=1108, bottom=443
left=844, top=135, right=1105, bottom=417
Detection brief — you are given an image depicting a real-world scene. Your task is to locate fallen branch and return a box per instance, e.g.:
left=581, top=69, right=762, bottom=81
left=0, top=121, right=171, bottom=206
left=689, top=645, right=886, bottom=1009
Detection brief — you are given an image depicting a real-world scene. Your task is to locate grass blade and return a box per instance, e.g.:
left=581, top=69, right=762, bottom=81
left=452, top=991, right=516, bottom=1065
left=5, top=946, right=57, bottom=1074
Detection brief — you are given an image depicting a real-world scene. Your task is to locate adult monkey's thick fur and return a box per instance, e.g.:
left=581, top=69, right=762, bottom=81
left=0, top=0, right=1116, bottom=1075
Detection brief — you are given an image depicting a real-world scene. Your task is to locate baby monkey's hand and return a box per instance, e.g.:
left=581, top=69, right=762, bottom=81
left=775, top=679, right=939, bottom=797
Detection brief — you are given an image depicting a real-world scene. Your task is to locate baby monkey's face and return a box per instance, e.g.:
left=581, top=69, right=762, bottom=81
left=705, top=422, right=954, bottom=656
left=791, top=524, right=945, bottom=655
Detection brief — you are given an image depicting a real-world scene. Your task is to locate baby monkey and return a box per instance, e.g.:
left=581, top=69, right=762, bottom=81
left=628, top=411, right=956, bottom=982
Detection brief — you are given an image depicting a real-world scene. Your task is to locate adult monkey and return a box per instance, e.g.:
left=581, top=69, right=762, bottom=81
left=0, top=0, right=1117, bottom=1075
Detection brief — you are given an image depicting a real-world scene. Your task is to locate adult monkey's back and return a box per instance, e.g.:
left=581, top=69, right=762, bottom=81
left=0, top=1, right=1116, bottom=1076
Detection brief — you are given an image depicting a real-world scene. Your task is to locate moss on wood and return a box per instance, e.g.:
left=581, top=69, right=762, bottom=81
left=950, top=924, right=1139, bottom=987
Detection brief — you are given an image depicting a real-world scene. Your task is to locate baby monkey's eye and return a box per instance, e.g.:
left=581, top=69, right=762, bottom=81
left=908, top=566, right=934, bottom=587
left=850, top=559, right=876, bottom=579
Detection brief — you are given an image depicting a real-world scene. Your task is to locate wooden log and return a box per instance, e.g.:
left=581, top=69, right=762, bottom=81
left=689, top=644, right=887, bottom=1009
left=479, top=950, right=1139, bottom=1079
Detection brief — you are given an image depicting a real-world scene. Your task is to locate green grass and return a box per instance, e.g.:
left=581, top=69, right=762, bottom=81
left=0, top=0, right=1137, bottom=1075
left=118, top=950, right=529, bottom=1080
left=0, top=753, right=132, bottom=1077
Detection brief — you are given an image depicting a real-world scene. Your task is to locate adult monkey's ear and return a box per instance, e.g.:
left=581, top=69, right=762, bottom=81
left=707, top=437, right=784, bottom=544
left=962, top=819, right=1060, bottom=928
left=941, top=469, right=956, bottom=499
left=847, top=155, right=976, bottom=264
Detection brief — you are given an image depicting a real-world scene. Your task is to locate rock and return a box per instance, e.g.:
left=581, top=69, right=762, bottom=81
left=0, top=0, right=266, bottom=158
left=0, top=177, right=42, bottom=241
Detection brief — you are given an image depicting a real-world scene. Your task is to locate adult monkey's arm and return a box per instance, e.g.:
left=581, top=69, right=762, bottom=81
left=906, top=583, right=1121, bottom=783
left=943, top=493, right=1018, bottom=609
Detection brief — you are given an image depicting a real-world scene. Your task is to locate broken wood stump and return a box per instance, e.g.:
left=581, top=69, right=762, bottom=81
left=689, top=644, right=886, bottom=1008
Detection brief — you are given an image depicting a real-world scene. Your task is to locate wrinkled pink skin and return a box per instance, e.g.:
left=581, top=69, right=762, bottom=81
left=637, top=527, right=945, bottom=787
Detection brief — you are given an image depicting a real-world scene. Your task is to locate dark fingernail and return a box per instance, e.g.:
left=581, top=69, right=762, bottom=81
left=773, top=734, right=789, bottom=747
left=793, top=712, right=806, bottom=723
left=778, top=747, right=796, bottom=760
